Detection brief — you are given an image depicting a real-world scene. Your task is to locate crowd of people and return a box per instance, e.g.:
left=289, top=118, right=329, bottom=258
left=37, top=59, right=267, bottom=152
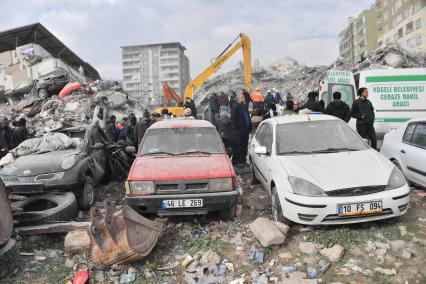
left=0, top=87, right=377, bottom=163
left=207, top=86, right=377, bottom=166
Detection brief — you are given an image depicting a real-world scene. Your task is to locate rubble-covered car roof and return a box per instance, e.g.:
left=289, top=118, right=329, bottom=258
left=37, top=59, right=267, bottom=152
left=150, top=119, right=215, bottom=129
left=268, top=114, right=339, bottom=125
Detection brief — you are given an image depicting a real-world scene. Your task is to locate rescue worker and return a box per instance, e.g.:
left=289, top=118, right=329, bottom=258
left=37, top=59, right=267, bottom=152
left=126, top=113, right=137, bottom=146
left=106, top=115, right=118, bottom=143
left=273, top=88, right=283, bottom=104
left=0, top=117, right=15, bottom=158
left=282, top=100, right=297, bottom=115
left=351, top=87, right=377, bottom=150
left=183, top=98, right=197, bottom=118
left=325, top=92, right=351, bottom=122
left=117, top=117, right=128, bottom=141
left=300, top=91, right=324, bottom=112
left=242, top=88, right=251, bottom=110
left=134, top=111, right=151, bottom=149
left=209, top=93, right=219, bottom=127
left=250, top=87, right=265, bottom=112
left=230, top=91, right=237, bottom=110
left=265, top=90, right=275, bottom=110
left=14, top=118, right=29, bottom=145
left=231, top=93, right=252, bottom=165
left=217, top=91, right=229, bottom=107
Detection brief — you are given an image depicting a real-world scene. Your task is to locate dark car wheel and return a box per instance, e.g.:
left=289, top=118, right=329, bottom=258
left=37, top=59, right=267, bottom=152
left=78, top=176, right=94, bottom=210
left=271, top=186, right=290, bottom=225
left=12, top=192, right=78, bottom=226
left=0, top=238, right=19, bottom=279
left=250, top=160, right=260, bottom=185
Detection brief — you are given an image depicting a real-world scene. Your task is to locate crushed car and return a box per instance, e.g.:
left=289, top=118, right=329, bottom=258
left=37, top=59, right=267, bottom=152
left=0, top=124, right=135, bottom=212
left=125, top=119, right=239, bottom=219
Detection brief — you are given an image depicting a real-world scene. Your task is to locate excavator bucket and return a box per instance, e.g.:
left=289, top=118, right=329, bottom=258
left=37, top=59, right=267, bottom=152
left=89, top=200, right=163, bottom=265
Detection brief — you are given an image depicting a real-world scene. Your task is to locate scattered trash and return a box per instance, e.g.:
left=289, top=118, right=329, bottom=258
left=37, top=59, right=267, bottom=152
left=181, top=254, right=194, bottom=267
left=119, top=272, right=136, bottom=283
left=307, top=266, right=317, bottom=278
left=24, top=267, right=39, bottom=273
left=282, top=266, right=297, bottom=274
left=73, top=270, right=89, bottom=284
left=255, top=248, right=265, bottom=264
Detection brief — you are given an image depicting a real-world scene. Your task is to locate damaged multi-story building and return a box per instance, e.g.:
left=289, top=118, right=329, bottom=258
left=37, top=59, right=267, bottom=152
left=0, top=23, right=100, bottom=97
left=121, top=42, right=190, bottom=106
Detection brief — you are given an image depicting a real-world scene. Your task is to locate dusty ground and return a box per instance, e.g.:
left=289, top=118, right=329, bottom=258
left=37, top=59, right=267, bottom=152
left=2, top=170, right=426, bottom=284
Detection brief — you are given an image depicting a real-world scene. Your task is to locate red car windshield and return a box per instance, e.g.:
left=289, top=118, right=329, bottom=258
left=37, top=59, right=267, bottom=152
left=140, top=127, right=224, bottom=155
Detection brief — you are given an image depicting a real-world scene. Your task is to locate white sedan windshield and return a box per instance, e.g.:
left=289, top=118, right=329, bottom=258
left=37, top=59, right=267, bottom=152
left=276, top=120, right=368, bottom=154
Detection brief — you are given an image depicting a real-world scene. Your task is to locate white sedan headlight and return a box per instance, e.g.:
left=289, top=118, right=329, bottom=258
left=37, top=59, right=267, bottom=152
left=127, top=181, right=155, bottom=195
left=385, top=166, right=406, bottom=190
left=61, top=155, right=77, bottom=170
left=288, top=176, right=327, bottom=197
left=210, top=178, right=233, bottom=192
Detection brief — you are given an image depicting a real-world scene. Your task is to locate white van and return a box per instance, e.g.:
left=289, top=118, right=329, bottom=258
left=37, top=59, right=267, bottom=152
left=358, top=68, right=426, bottom=145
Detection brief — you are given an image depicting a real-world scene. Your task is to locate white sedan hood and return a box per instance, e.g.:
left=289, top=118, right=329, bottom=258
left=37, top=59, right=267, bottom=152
left=278, top=149, right=393, bottom=191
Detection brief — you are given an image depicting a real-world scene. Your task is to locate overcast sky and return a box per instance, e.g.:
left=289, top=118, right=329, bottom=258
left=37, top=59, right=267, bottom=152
left=0, top=0, right=373, bottom=79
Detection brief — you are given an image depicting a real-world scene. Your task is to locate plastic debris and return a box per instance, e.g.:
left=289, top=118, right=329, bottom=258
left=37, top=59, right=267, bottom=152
left=282, top=266, right=297, bottom=274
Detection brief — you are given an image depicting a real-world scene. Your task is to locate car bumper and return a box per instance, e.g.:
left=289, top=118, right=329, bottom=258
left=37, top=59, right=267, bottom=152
left=125, top=191, right=238, bottom=216
left=280, top=184, right=410, bottom=225
left=1, top=175, right=80, bottom=194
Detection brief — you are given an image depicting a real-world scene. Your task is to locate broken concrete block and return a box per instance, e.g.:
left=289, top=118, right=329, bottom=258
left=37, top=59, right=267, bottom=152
left=298, top=242, right=317, bottom=255
left=384, top=52, right=406, bottom=67
left=390, top=240, right=407, bottom=251
left=199, top=250, right=221, bottom=266
left=282, top=279, right=319, bottom=284
left=320, top=245, right=344, bottom=262
left=273, top=221, right=290, bottom=236
left=374, top=267, right=397, bottom=276
left=64, top=230, right=91, bottom=253
left=249, top=217, right=285, bottom=247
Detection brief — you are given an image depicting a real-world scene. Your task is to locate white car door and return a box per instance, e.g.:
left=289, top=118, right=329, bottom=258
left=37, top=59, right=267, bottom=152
left=403, top=123, right=426, bottom=187
left=251, top=124, right=266, bottom=181
left=256, top=124, right=274, bottom=194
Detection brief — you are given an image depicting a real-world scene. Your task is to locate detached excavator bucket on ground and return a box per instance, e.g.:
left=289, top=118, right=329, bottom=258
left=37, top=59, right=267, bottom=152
left=89, top=200, right=163, bottom=265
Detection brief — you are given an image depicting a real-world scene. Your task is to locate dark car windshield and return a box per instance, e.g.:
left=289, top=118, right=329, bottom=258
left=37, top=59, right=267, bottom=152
left=140, top=127, right=224, bottom=155
left=277, top=120, right=368, bottom=155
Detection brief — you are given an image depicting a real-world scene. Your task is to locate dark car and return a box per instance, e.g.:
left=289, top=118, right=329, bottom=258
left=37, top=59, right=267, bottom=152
left=0, top=126, right=107, bottom=209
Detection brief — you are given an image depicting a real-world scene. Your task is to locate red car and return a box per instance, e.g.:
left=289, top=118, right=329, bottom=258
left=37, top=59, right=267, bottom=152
left=125, top=119, right=238, bottom=219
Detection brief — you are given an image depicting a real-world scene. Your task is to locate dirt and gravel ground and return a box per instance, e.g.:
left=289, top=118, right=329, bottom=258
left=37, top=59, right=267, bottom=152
left=2, top=170, right=426, bottom=284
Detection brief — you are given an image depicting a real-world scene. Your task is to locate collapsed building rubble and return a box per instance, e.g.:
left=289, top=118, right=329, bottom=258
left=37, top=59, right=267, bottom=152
left=194, top=43, right=426, bottom=116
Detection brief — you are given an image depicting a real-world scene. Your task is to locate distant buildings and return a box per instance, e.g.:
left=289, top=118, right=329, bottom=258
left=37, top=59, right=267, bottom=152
left=376, top=0, right=426, bottom=50
left=121, top=42, right=190, bottom=106
left=338, top=0, right=426, bottom=65
left=339, top=8, right=379, bottom=65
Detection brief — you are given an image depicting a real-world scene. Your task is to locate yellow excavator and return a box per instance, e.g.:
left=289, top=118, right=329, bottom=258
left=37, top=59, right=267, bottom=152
left=155, top=33, right=252, bottom=116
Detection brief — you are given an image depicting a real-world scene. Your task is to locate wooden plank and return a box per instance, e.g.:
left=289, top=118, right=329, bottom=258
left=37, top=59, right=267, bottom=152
left=17, top=221, right=91, bottom=235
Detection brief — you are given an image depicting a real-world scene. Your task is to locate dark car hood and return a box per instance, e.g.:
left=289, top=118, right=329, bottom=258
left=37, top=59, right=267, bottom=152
left=0, top=149, right=81, bottom=176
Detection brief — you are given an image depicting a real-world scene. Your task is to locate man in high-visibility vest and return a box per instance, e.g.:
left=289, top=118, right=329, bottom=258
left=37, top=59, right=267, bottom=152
left=250, top=87, right=265, bottom=112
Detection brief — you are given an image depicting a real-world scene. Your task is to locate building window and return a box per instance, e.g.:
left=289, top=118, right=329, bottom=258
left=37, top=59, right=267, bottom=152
left=384, top=0, right=388, bottom=8
left=415, top=1, right=422, bottom=12
left=416, top=18, right=422, bottom=29
left=405, top=5, right=413, bottom=18
left=396, top=14, right=404, bottom=25
left=416, top=34, right=422, bottom=46
left=398, top=28, right=404, bottom=38
left=406, top=22, right=414, bottom=34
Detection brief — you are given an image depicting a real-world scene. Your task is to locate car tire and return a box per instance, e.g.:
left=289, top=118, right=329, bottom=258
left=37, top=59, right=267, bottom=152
left=271, top=186, right=291, bottom=225
left=220, top=204, right=236, bottom=220
left=250, top=160, right=260, bottom=185
left=0, top=239, right=19, bottom=279
left=78, top=176, right=94, bottom=210
left=12, top=192, right=78, bottom=226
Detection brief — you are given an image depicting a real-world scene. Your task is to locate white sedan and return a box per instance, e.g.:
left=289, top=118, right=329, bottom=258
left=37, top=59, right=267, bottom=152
left=380, top=118, right=426, bottom=188
left=249, top=114, right=410, bottom=225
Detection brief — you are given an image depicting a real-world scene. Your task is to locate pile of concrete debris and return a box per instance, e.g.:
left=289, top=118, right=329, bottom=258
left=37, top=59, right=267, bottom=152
left=0, top=79, right=145, bottom=137
left=194, top=43, right=425, bottom=115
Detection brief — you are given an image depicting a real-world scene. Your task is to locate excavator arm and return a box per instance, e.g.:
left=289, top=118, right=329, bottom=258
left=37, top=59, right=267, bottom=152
left=162, top=81, right=182, bottom=106
left=183, top=33, right=251, bottom=101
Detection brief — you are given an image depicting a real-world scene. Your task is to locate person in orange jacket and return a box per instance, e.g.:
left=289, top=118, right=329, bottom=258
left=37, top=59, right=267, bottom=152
left=251, top=87, right=265, bottom=112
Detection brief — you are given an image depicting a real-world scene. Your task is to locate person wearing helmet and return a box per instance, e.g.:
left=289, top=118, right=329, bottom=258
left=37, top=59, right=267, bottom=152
left=250, top=87, right=265, bottom=112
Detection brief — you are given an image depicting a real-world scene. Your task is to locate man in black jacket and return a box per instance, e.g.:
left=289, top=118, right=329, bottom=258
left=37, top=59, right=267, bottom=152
left=14, top=118, right=29, bottom=145
left=106, top=115, right=118, bottom=143
left=351, top=87, right=377, bottom=149
left=231, top=93, right=252, bottom=165
left=325, top=92, right=351, bottom=122
left=0, top=117, right=15, bottom=158
left=301, top=91, right=324, bottom=112
left=242, top=88, right=251, bottom=110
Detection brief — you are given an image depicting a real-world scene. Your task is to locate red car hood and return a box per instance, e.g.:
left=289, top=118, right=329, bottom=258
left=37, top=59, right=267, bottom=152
left=129, top=154, right=234, bottom=181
